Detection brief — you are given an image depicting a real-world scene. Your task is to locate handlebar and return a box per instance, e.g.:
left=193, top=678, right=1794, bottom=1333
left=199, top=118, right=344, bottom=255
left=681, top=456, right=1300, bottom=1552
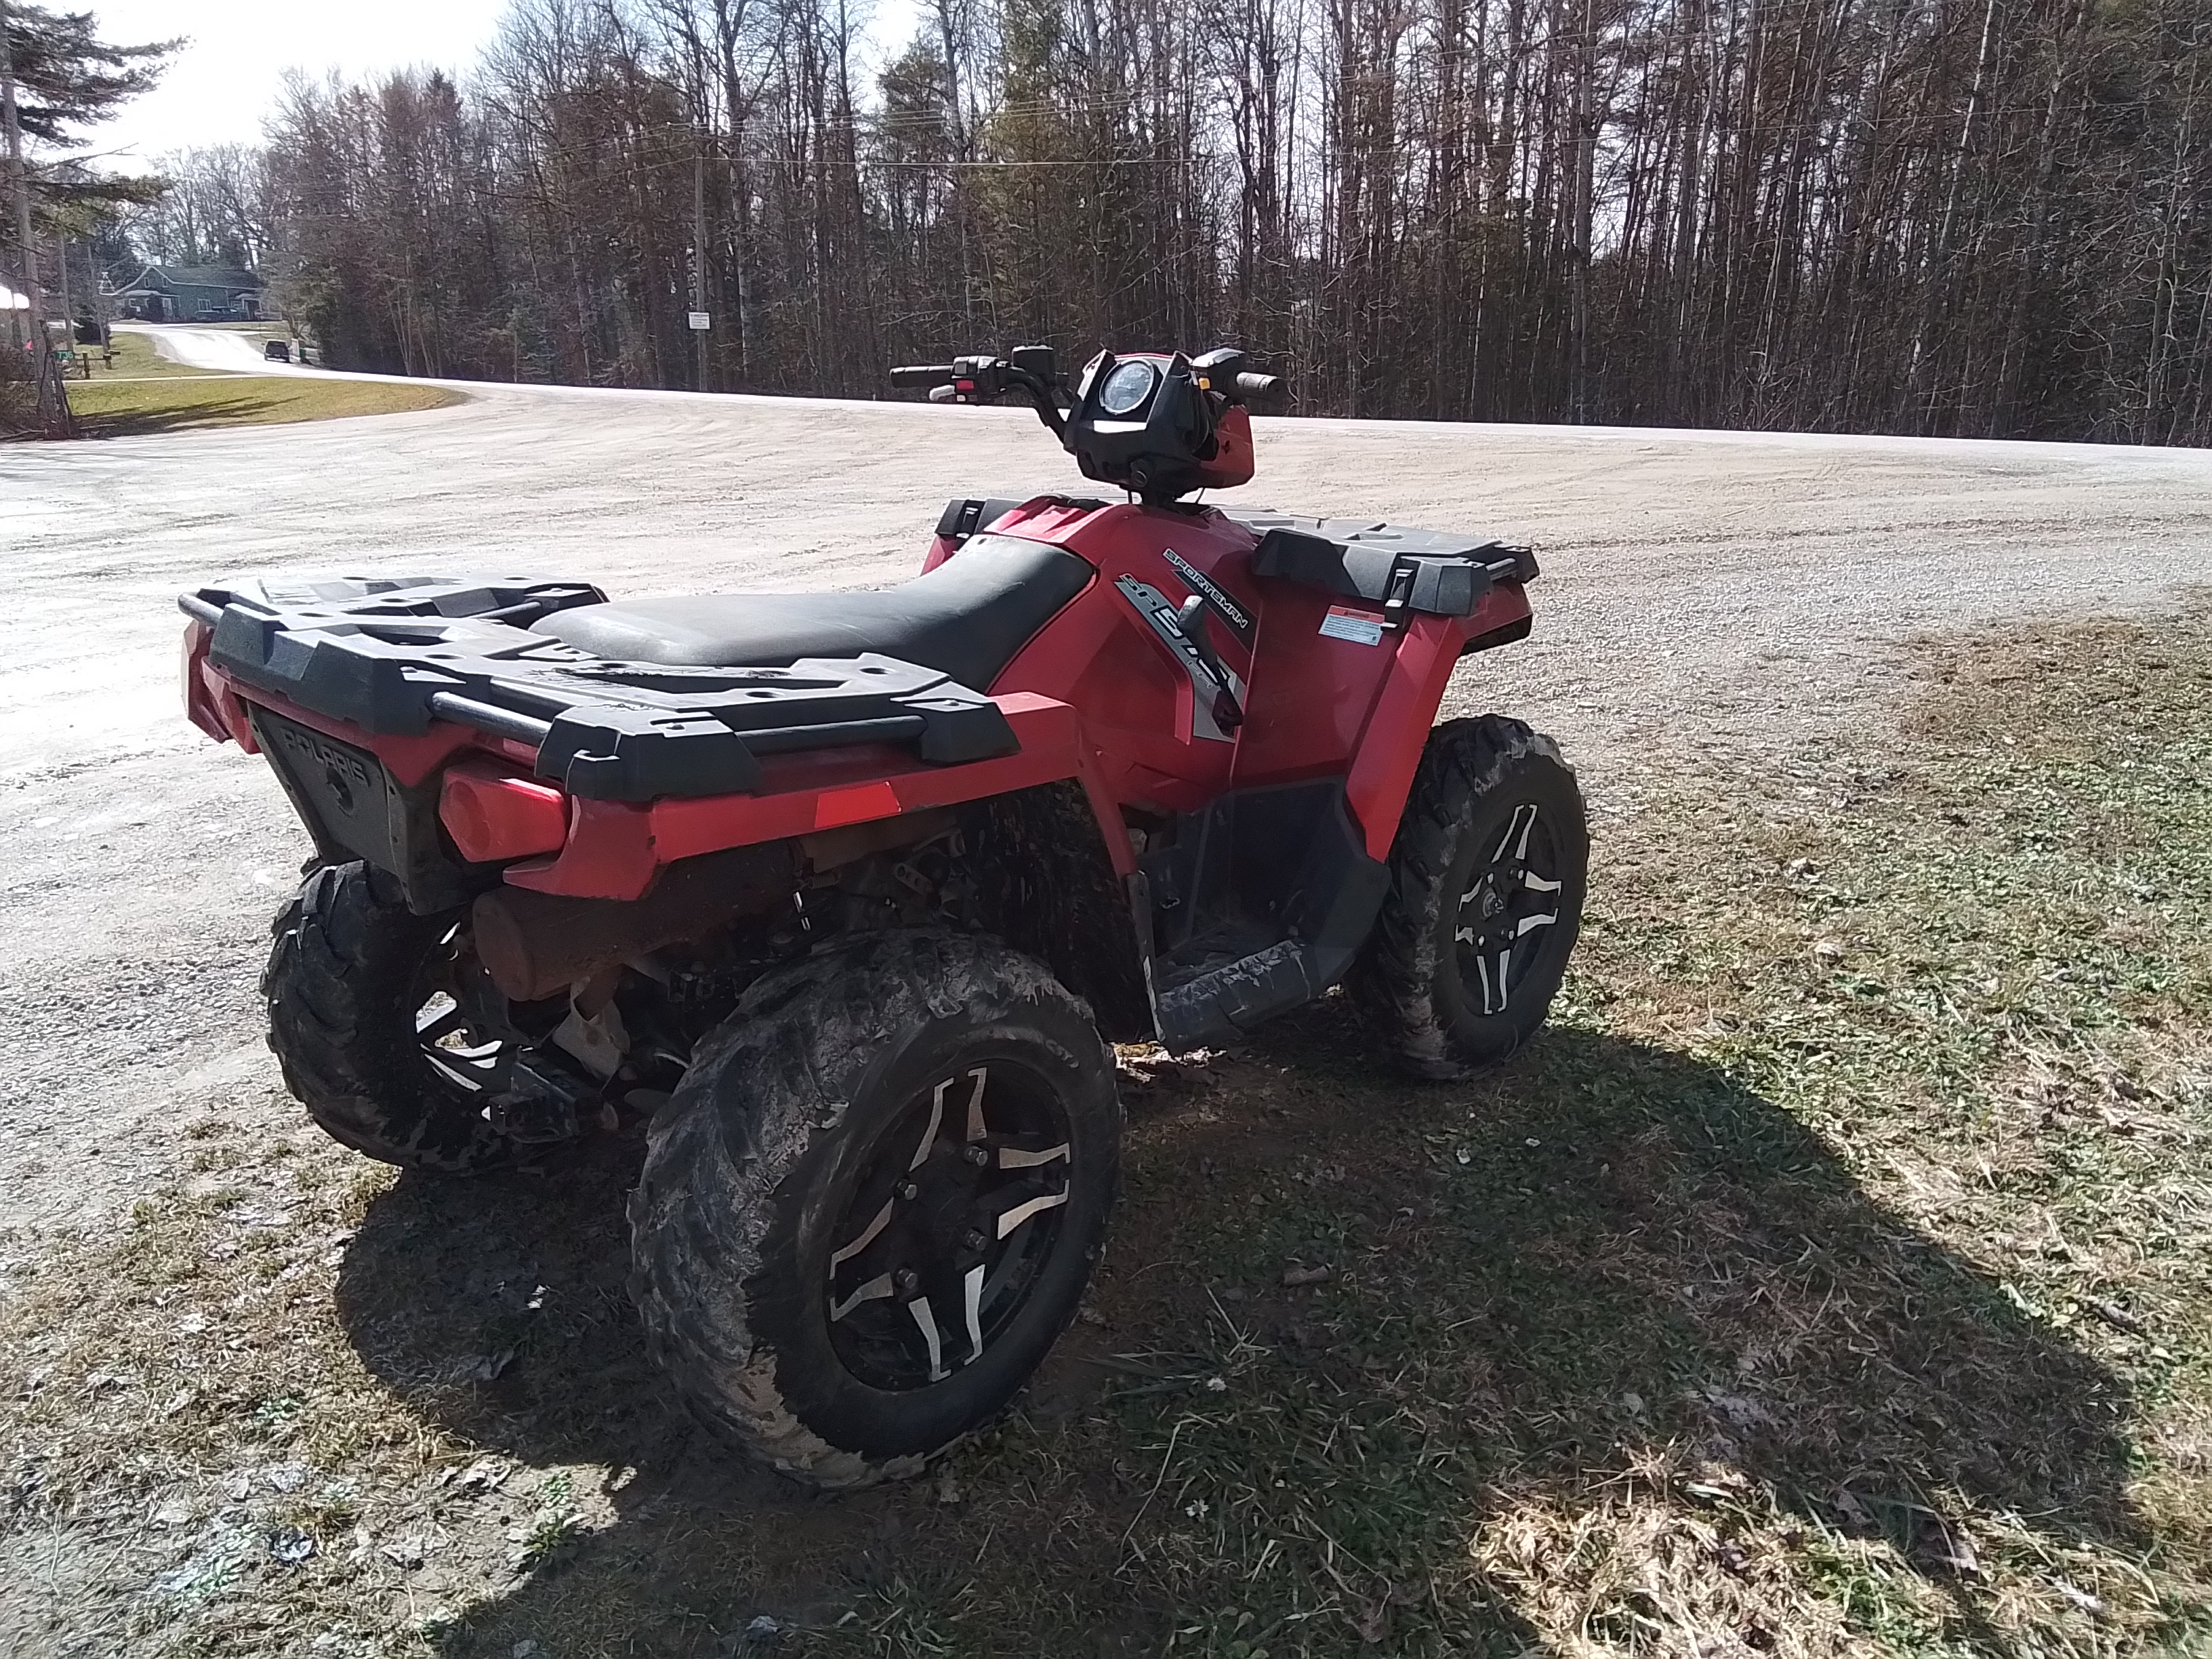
left=890, top=350, right=1285, bottom=429
left=892, top=355, right=1068, bottom=436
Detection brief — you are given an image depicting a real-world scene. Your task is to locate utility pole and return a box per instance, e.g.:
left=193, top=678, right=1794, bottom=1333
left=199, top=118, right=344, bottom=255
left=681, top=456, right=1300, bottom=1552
left=56, top=225, right=76, bottom=380
left=691, top=123, right=710, bottom=393
left=0, top=0, right=43, bottom=359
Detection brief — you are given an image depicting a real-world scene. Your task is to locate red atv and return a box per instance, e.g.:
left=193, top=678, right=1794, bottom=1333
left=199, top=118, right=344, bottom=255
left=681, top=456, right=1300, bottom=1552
left=180, top=346, right=1586, bottom=1488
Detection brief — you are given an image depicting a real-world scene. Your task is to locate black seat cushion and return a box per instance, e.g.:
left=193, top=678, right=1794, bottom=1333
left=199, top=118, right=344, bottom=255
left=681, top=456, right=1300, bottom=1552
left=531, top=534, right=1094, bottom=692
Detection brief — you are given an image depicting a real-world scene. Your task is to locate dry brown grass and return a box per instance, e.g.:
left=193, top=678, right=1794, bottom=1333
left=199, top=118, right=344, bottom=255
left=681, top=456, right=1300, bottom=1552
left=3, top=613, right=2208, bottom=1657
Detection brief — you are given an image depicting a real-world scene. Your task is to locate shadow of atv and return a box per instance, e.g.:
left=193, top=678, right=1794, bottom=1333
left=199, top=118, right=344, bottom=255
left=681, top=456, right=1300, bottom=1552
left=333, top=1015, right=2144, bottom=1655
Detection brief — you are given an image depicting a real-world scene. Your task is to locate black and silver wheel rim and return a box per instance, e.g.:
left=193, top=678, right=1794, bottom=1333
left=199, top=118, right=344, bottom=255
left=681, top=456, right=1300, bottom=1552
left=411, top=924, right=514, bottom=1097
left=823, top=1061, right=1074, bottom=1392
left=1452, top=800, right=1568, bottom=1017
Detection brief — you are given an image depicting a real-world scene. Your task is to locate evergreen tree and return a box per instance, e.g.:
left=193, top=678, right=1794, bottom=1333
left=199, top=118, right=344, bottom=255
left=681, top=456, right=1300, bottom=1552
left=2, top=5, right=173, bottom=227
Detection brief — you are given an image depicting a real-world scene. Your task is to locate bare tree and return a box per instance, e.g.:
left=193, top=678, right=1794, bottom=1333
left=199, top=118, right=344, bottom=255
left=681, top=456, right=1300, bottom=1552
left=228, top=0, right=2211, bottom=440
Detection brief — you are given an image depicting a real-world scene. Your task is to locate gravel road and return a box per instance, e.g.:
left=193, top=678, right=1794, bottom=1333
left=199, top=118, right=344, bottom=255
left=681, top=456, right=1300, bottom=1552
left=4, top=330, right=2210, bottom=1229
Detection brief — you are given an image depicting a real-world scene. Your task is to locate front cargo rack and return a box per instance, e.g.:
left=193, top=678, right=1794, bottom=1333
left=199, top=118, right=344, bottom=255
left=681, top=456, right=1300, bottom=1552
left=1223, top=511, right=1538, bottom=626
left=180, top=575, right=1020, bottom=802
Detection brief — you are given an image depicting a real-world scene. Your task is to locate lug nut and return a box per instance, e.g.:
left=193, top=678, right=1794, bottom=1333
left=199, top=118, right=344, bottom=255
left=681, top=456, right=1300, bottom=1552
left=962, top=1228, right=988, bottom=1252
left=895, top=1180, right=918, bottom=1200
left=962, top=1144, right=990, bottom=1167
left=895, top=1268, right=919, bottom=1294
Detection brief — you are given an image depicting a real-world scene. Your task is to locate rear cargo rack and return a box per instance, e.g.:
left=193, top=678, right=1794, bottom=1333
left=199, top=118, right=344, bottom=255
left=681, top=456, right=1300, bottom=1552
left=182, top=576, right=1020, bottom=802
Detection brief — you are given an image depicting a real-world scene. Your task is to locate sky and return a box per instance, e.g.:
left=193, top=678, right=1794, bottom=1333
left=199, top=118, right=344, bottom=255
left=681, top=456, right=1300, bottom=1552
left=83, top=0, right=923, bottom=169
left=85, top=1, right=515, bottom=166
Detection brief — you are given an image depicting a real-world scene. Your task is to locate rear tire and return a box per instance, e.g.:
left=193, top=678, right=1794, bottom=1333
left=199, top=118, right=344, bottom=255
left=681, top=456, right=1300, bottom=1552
left=628, top=929, right=1120, bottom=1490
left=1353, top=715, right=1587, bottom=1079
left=263, top=862, right=526, bottom=1174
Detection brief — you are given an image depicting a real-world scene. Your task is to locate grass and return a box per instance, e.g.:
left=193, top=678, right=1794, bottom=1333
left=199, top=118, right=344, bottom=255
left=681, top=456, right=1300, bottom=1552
left=65, top=373, right=459, bottom=436
left=43, top=327, right=458, bottom=433
left=2, top=613, right=2208, bottom=1657
left=68, top=329, right=253, bottom=381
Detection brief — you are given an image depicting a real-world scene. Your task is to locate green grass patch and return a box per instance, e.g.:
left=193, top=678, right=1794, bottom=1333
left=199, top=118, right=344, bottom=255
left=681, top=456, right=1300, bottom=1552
left=66, top=373, right=460, bottom=436
left=1, top=613, right=2207, bottom=1656
left=69, top=329, right=251, bottom=380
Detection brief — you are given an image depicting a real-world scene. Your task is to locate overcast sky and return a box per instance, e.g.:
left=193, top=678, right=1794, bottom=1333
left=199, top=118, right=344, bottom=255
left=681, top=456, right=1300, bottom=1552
left=85, top=0, right=922, bottom=167
left=84, top=1, right=515, bottom=164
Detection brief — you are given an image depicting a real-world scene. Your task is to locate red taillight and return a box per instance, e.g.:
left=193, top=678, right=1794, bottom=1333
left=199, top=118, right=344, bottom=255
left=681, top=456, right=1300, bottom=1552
left=440, top=764, right=569, bottom=863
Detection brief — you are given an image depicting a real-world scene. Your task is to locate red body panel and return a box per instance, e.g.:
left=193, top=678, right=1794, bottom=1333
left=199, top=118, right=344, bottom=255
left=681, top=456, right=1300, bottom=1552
left=188, top=665, right=530, bottom=784
left=981, top=497, right=1529, bottom=851
left=185, top=492, right=1528, bottom=901
left=184, top=623, right=262, bottom=754
left=1193, top=405, right=1254, bottom=491
left=989, top=501, right=1252, bottom=813
left=499, top=694, right=1122, bottom=901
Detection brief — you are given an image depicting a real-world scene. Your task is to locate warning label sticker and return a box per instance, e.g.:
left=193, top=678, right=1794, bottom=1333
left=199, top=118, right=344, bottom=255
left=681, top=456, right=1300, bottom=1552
left=1319, top=606, right=1386, bottom=646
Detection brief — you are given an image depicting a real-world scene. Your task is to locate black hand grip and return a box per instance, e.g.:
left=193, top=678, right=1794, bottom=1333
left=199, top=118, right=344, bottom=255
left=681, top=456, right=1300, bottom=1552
left=1235, top=371, right=1283, bottom=397
left=890, top=364, right=955, bottom=388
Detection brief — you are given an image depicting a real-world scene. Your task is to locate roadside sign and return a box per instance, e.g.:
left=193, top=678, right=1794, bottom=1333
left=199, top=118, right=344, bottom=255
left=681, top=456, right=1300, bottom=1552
left=688, top=312, right=712, bottom=331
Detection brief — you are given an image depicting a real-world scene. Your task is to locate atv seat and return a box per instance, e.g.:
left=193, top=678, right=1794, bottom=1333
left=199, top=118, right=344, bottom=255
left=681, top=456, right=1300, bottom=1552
left=531, top=533, right=1093, bottom=693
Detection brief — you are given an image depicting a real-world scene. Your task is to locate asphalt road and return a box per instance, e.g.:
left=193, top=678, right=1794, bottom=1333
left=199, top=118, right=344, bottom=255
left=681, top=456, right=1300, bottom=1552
left=5, top=333, right=2211, bottom=1229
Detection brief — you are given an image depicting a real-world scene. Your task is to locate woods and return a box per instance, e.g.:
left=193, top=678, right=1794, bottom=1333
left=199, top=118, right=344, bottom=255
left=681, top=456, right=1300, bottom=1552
left=140, top=0, right=2212, bottom=442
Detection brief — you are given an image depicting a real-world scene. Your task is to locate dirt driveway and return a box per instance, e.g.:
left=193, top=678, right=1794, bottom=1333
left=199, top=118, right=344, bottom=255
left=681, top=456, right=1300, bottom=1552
left=4, top=372, right=2211, bottom=1232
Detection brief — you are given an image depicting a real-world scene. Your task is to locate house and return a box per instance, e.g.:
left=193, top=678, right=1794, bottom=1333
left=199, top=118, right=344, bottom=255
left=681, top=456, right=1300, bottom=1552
left=105, top=263, right=264, bottom=322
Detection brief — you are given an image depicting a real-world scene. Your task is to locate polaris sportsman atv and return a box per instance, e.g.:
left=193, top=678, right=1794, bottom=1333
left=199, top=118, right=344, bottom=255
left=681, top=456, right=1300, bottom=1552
left=179, top=346, right=1586, bottom=1488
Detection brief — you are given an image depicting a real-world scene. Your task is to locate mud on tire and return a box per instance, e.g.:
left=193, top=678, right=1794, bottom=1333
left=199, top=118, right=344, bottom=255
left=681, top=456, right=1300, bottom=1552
left=1353, top=714, right=1588, bottom=1079
left=628, top=928, right=1120, bottom=1490
left=263, top=861, right=524, bottom=1173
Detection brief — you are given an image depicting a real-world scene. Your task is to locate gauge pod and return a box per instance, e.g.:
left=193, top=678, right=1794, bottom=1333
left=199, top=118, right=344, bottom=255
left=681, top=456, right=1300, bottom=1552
left=1062, top=348, right=1256, bottom=501
left=1097, top=359, right=1158, bottom=417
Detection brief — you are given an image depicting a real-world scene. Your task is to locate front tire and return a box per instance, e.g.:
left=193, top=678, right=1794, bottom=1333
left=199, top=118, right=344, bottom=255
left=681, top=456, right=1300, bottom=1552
left=1353, top=715, right=1588, bottom=1078
left=263, top=862, right=527, bottom=1173
left=628, top=929, right=1120, bottom=1490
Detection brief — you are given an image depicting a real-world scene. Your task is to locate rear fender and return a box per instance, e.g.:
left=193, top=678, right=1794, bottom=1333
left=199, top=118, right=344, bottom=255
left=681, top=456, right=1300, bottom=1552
left=504, top=693, right=1130, bottom=901
left=494, top=693, right=1155, bottom=1040
left=182, top=619, right=256, bottom=751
